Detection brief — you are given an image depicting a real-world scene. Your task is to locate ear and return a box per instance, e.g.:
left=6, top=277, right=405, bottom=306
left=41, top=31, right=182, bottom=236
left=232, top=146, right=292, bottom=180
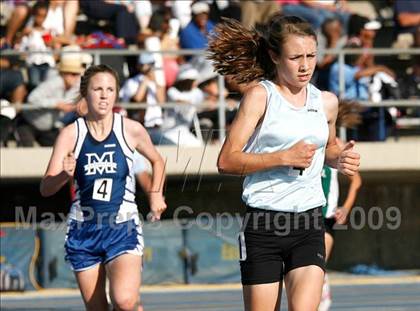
left=268, top=50, right=279, bottom=65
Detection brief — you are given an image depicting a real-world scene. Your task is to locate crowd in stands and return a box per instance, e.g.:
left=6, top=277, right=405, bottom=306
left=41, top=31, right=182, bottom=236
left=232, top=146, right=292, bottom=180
left=0, top=0, right=419, bottom=147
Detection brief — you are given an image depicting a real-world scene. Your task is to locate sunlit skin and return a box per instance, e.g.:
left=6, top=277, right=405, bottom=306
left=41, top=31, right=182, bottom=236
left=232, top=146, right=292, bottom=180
left=85, top=72, right=117, bottom=120
left=33, top=7, right=48, bottom=28
left=271, top=35, right=317, bottom=100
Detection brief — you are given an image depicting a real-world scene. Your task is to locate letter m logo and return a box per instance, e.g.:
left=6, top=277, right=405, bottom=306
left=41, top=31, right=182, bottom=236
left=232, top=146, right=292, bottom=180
left=84, top=151, right=117, bottom=175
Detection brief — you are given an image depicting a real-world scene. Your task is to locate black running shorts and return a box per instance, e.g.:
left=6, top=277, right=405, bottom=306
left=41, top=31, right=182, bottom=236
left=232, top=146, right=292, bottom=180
left=239, top=206, right=326, bottom=285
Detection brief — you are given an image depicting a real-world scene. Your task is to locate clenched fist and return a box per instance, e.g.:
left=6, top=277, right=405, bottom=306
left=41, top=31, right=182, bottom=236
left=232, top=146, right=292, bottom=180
left=147, top=193, right=167, bottom=222
left=284, top=140, right=318, bottom=168
left=337, top=140, right=360, bottom=176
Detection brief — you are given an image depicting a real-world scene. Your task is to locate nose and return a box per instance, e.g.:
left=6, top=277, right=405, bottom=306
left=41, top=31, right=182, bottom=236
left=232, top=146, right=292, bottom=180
left=299, top=57, right=309, bottom=72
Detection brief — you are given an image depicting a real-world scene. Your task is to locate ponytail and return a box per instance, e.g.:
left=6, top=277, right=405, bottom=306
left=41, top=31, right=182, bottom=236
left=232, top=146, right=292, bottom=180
left=207, top=18, right=275, bottom=84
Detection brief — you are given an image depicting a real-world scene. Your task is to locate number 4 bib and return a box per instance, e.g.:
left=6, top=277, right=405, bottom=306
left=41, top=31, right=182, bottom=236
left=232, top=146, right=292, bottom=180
left=93, top=178, right=113, bottom=201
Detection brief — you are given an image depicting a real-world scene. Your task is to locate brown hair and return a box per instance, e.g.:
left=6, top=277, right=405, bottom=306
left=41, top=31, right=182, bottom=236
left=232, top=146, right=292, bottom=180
left=337, top=100, right=364, bottom=128
left=79, top=64, right=120, bottom=99
left=207, top=14, right=317, bottom=84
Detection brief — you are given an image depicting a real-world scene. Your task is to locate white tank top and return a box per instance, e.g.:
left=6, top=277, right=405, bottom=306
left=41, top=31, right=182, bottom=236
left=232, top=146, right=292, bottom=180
left=242, top=80, right=329, bottom=212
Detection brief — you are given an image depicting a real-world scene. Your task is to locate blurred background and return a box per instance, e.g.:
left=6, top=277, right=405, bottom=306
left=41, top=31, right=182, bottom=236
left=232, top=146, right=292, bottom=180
left=0, top=0, right=419, bottom=309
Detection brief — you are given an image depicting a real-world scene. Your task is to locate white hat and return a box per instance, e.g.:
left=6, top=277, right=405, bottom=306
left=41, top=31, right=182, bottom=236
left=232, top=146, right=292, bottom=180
left=177, top=64, right=199, bottom=81
left=61, top=45, right=93, bottom=66
left=364, top=20, right=381, bottom=31
left=191, top=2, right=209, bottom=15
left=138, top=52, right=155, bottom=65
left=58, top=57, right=84, bottom=74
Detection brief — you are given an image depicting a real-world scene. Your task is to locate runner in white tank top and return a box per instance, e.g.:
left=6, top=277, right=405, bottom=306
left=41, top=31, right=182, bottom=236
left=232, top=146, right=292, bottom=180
left=208, top=14, right=361, bottom=311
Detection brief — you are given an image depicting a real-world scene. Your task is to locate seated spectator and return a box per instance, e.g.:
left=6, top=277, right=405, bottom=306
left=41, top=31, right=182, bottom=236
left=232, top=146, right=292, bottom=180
left=1, top=0, right=76, bottom=49
left=279, top=0, right=351, bottom=32
left=163, top=64, right=204, bottom=147
left=19, top=1, right=56, bottom=90
left=207, top=0, right=241, bottom=24
left=171, top=0, right=193, bottom=29
left=194, top=59, right=238, bottom=142
left=79, top=0, right=140, bottom=45
left=15, top=55, right=83, bottom=147
left=316, top=17, right=347, bottom=90
left=25, top=0, right=72, bottom=47
left=1, top=1, right=32, bottom=49
left=394, top=0, right=420, bottom=36
left=399, top=55, right=420, bottom=100
left=0, top=55, right=27, bottom=146
left=329, top=43, right=396, bottom=100
left=137, top=7, right=180, bottom=87
left=240, top=0, right=280, bottom=29
left=0, top=57, right=27, bottom=105
left=179, top=1, right=214, bottom=50
left=330, top=43, right=398, bottom=141
left=132, top=0, right=153, bottom=31
left=347, top=15, right=382, bottom=70
left=119, top=53, right=170, bottom=145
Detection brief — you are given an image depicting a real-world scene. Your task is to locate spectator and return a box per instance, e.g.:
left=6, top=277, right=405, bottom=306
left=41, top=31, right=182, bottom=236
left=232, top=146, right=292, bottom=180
left=394, top=0, right=420, bottom=36
left=79, top=0, right=139, bottom=45
left=137, top=7, right=180, bottom=87
left=16, top=55, right=83, bottom=147
left=1, top=1, right=31, bottom=49
left=279, top=0, right=351, bottom=33
left=240, top=0, right=280, bottom=29
left=163, top=64, right=204, bottom=147
left=399, top=55, right=420, bottom=99
left=19, top=1, right=56, bottom=90
left=179, top=1, right=214, bottom=50
left=329, top=43, right=396, bottom=100
left=119, top=53, right=169, bottom=145
left=171, top=0, right=193, bottom=29
left=0, top=56, right=27, bottom=146
left=207, top=0, right=241, bottom=24
left=316, top=17, right=347, bottom=90
left=1, top=0, right=76, bottom=49
left=194, top=59, right=237, bottom=142
left=25, top=0, right=72, bottom=47
left=0, top=57, right=27, bottom=105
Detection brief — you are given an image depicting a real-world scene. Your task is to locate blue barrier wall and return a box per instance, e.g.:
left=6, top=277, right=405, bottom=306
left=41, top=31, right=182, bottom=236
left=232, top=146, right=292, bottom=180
left=1, top=218, right=244, bottom=289
left=0, top=224, right=40, bottom=290
left=185, top=217, right=241, bottom=284
left=142, top=221, right=184, bottom=284
left=37, top=224, right=76, bottom=288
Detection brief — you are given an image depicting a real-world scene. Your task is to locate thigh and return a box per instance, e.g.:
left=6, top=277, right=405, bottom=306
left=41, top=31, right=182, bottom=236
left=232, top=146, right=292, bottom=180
left=324, top=232, right=334, bottom=261
left=239, top=209, right=284, bottom=285
left=243, top=282, right=282, bottom=311
left=106, top=253, right=142, bottom=305
left=74, top=264, right=108, bottom=311
left=285, top=265, right=324, bottom=311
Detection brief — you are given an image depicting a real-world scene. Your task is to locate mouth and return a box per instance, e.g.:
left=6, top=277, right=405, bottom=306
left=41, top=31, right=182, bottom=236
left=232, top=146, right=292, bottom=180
left=98, top=102, right=108, bottom=109
left=298, top=74, right=310, bottom=81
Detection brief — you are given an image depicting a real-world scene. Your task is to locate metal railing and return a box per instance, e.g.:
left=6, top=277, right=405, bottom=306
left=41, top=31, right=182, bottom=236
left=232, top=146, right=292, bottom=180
left=2, top=47, right=420, bottom=142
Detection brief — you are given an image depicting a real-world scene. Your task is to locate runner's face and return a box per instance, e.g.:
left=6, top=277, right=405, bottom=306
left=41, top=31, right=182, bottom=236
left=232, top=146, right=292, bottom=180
left=86, top=72, right=117, bottom=117
left=273, top=35, right=317, bottom=89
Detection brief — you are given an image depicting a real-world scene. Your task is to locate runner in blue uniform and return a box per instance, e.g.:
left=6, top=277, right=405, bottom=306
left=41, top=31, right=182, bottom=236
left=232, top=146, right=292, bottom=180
left=41, top=64, right=166, bottom=311
left=208, top=15, right=360, bottom=311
